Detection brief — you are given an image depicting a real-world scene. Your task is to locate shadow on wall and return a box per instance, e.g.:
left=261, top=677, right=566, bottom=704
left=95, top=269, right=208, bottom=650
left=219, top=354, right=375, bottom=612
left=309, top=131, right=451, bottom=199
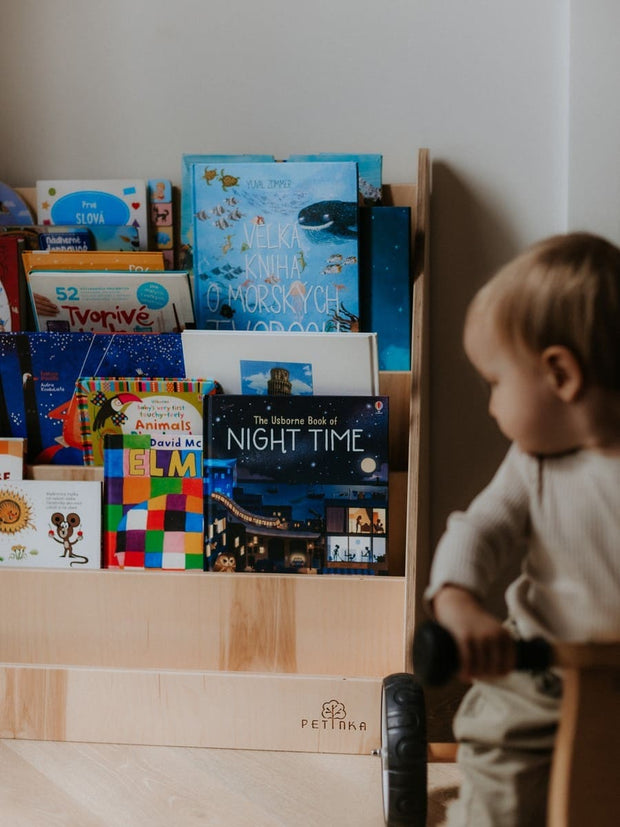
left=428, top=161, right=517, bottom=551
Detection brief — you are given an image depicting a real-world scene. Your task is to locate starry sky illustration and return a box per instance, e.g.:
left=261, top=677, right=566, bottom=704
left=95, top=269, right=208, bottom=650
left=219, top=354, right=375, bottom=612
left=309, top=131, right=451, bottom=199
left=205, top=395, right=389, bottom=485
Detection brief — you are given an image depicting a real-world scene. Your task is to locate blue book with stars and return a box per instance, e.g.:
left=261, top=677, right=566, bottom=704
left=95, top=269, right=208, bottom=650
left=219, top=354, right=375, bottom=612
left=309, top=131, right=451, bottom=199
left=203, top=394, right=389, bottom=574
left=190, top=160, right=360, bottom=331
left=0, top=332, right=185, bottom=465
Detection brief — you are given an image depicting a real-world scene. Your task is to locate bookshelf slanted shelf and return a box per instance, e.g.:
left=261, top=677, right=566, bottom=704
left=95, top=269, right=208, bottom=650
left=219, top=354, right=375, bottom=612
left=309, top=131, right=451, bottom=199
left=0, top=149, right=433, bottom=753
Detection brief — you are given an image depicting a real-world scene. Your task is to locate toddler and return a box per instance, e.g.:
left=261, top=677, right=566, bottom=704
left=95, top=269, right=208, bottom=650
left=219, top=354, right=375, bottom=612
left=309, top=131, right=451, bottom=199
left=426, top=232, right=620, bottom=826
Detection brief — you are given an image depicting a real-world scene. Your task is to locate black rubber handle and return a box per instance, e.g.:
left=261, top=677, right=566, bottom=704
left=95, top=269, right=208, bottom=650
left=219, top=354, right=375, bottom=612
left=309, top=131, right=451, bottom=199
left=412, top=620, right=553, bottom=687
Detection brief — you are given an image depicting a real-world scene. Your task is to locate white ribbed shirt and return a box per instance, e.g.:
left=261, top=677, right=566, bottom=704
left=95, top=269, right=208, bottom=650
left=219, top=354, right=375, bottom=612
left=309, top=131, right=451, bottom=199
left=426, top=444, right=620, bottom=642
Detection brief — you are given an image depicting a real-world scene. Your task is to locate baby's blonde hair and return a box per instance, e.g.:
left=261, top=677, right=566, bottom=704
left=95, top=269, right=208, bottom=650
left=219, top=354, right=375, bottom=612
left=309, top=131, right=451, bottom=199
left=467, top=232, right=620, bottom=390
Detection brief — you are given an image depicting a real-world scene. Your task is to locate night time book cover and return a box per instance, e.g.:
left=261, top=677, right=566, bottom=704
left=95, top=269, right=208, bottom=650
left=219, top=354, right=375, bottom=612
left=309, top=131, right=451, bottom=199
left=203, top=394, right=389, bottom=574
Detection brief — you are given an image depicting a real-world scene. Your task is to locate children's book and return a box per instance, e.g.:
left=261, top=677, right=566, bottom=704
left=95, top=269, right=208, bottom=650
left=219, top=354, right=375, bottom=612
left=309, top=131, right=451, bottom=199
left=0, top=182, right=34, bottom=225
left=204, top=394, right=389, bottom=574
left=103, top=433, right=203, bottom=570
left=0, top=235, right=23, bottom=331
left=190, top=160, right=360, bottom=331
left=26, top=268, right=195, bottom=333
left=2, top=224, right=141, bottom=252
left=0, top=332, right=186, bottom=465
left=148, top=179, right=175, bottom=269
left=77, top=376, right=221, bottom=466
left=36, top=179, right=149, bottom=249
left=182, top=329, right=379, bottom=395
left=0, top=479, right=101, bottom=568
left=288, top=153, right=383, bottom=204
left=359, top=206, right=412, bottom=370
left=180, top=154, right=275, bottom=273
left=0, top=438, right=25, bottom=480
left=22, top=250, right=165, bottom=279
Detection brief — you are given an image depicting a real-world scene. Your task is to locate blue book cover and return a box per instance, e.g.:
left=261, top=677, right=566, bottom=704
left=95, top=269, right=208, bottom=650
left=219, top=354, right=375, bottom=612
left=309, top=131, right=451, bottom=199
left=288, top=153, right=383, bottom=204
left=204, top=394, right=389, bottom=574
left=0, top=332, right=185, bottom=464
left=359, top=206, right=412, bottom=371
left=180, top=154, right=275, bottom=273
left=191, top=161, right=360, bottom=332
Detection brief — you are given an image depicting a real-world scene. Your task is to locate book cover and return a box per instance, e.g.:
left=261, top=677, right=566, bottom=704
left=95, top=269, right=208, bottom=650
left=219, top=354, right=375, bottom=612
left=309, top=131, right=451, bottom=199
left=359, top=206, right=412, bottom=370
left=36, top=179, right=149, bottom=249
left=288, top=153, right=383, bottom=204
left=22, top=250, right=165, bottom=279
left=0, top=332, right=186, bottom=465
left=190, top=160, right=360, bottom=331
left=0, top=182, right=34, bottom=225
left=182, top=329, right=379, bottom=395
left=180, top=154, right=275, bottom=273
left=148, top=179, right=175, bottom=269
left=0, top=235, right=22, bottom=331
left=26, top=269, right=195, bottom=333
left=2, top=224, right=140, bottom=252
left=77, top=376, right=221, bottom=466
left=103, top=433, right=203, bottom=570
left=0, top=437, right=25, bottom=480
left=204, top=394, right=389, bottom=574
left=0, top=479, right=101, bottom=568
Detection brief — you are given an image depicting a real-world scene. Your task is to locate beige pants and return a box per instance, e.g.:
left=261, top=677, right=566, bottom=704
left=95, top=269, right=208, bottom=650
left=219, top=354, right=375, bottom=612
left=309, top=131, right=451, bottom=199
left=446, top=669, right=562, bottom=827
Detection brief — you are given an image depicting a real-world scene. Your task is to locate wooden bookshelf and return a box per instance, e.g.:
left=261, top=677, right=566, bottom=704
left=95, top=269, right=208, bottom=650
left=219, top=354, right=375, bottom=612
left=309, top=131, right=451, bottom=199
left=0, top=150, right=433, bottom=754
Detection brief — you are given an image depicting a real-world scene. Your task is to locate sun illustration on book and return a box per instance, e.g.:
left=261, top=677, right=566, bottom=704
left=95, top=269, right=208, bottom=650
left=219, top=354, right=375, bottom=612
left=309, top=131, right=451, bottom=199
left=0, top=489, right=34, bottom=534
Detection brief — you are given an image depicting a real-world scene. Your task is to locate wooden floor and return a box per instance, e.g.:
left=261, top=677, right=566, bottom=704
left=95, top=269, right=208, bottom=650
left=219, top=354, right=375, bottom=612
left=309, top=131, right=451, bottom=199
left=0, top=740, right=461, bottom=826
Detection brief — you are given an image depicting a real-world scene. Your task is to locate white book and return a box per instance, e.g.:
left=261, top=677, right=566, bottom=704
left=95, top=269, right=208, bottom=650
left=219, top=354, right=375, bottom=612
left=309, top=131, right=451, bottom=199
left=0, top=480, right=101, bottom=568
left=27, top=269, right=195, bottom=333
left=0, top=437, right=25, bottom=481
left=36, top=178, right=149, bottom=249
left=182, top=330, right=379, bottom=395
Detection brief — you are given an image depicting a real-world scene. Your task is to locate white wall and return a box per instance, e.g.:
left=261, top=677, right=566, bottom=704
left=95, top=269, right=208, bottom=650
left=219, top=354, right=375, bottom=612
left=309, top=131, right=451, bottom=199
left=1, top=1, right=577, bottom=545
left=568, top=0, right=620, bottom=245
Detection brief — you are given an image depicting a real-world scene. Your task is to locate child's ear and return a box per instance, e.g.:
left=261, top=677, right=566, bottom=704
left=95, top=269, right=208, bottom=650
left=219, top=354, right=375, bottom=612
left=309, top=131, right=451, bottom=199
left=541, top=346, right=583, bottom=401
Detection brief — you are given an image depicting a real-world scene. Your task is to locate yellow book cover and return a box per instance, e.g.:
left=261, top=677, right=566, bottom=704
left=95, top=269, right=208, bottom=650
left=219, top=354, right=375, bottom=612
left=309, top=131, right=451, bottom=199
left=21, top=250, right=165, bottom=279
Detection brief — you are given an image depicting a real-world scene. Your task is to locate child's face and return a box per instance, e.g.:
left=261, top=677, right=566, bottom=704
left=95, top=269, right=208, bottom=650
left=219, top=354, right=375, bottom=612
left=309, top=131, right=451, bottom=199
left=464, top=313, right=576, bottom=455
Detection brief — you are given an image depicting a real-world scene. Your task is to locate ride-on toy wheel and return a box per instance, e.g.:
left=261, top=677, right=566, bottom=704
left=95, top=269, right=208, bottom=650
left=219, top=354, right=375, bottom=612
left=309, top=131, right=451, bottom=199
left=380, top=672, right=428, bottom=826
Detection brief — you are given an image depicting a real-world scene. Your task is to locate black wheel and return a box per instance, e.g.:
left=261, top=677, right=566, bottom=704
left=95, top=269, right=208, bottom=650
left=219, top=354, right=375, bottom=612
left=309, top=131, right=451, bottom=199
left=381, top=672, right=428, bottom=826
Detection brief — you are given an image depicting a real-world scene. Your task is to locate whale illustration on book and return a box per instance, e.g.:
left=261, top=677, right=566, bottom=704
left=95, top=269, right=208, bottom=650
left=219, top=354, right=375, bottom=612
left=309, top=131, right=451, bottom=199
left=297, top=200, right=358, bottom=238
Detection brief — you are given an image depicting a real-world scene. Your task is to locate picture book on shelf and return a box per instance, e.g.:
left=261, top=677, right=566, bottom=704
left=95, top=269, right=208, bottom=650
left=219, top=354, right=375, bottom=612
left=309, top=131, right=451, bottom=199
left=26, top=268, right=195, bottom=333
left=0, top=332, right=186, bottom=465
left=21, top=250, right=165, bottom=279
left=2, top=224, right=141, bottom=252
left=0, top=235, right=23, bottom=331
left=182, top=329, right=379, bottom=395
left=190, top=160, right=360, bottom=331
left=0, top=438, right=25, bottom=480
left=0, top=182, right=34, bottom=225
left=148, top=178, right=175, bottom=269
left=0, top=479, right=101, bottom=569
left=36, top=179, right=149, bottom=249
left=180, top=154, right=275, bottom=272
left=288, top=153, right=383, bottom=204
left=359, top=206, right=412, bottom=370
left=204, top=394, right=389, bottom=574
left=77, top=376, right=221, bottom=466
left=103, top=433, right=203, bottom=570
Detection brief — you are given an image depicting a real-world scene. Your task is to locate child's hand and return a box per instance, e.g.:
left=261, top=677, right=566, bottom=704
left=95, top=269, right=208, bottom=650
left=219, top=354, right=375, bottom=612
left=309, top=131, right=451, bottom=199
left=432, top=585, right=516, bottom=681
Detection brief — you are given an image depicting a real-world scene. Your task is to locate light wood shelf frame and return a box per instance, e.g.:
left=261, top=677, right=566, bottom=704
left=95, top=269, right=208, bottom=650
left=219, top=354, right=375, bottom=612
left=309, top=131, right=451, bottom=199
left=1, top=150, right=431, bottom=754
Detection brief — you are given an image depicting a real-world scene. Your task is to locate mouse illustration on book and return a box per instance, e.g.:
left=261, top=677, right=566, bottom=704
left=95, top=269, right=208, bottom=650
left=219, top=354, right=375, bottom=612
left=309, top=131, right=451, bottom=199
left=49, top=511, right=89, bottom=566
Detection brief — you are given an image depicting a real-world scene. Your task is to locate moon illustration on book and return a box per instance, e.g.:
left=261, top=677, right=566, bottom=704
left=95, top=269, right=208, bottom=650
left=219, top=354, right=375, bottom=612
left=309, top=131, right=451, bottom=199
left=360, top=456, right=377, bottom=474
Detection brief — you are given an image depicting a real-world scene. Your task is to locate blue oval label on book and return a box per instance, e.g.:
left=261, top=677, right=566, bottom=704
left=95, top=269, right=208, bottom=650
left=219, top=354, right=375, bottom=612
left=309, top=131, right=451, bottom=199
left=50, top=191, right=130, bottom=226
left=137, top=282, right=169, bottom=309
